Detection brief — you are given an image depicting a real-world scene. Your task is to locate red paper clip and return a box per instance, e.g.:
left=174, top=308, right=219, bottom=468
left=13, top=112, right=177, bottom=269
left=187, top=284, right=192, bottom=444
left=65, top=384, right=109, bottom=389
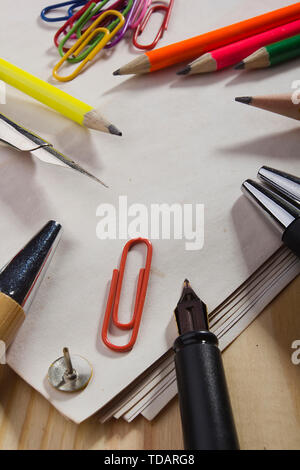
left=101, top=238, right=153, bottom=352
left=133, top=0, right=174, bottom=51
left=54, top=0, right=96, bottom=49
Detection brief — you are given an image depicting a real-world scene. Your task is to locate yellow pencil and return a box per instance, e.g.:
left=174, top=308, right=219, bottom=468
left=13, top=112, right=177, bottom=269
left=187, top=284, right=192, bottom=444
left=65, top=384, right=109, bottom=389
left=0, top=58, right=122, bottom=136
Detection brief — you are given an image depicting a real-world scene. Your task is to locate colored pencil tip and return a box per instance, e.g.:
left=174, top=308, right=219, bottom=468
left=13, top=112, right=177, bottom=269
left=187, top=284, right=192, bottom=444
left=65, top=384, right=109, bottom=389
left=176, top=65, right=191, bottom=76
left=113, top=69, right=121, bottom=76
left=234, top=61, right=245, bottom=70
left=183, top=279, right=190, bottom=287
left=108, top=124, right=122, bottom=136
left=235, top=96, right=252, bottom=105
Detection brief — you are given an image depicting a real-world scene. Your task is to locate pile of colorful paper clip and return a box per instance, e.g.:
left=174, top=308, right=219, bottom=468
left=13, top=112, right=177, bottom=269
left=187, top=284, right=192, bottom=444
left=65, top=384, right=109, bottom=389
left=41, top=0, right=174, bottom=81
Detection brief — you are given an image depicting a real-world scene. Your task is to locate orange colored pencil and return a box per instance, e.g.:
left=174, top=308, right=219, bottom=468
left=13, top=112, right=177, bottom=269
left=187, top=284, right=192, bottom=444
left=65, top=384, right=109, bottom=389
left=114, top=2, right=300, bottom=75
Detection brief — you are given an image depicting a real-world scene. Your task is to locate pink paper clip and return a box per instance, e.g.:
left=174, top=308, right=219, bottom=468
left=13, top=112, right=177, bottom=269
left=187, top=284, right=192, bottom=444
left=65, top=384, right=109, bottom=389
left=101, top=238, right=153, bottom=353
left=130, top=0, right=151, bottom=29
left=133, top=0, right=174, bottom=50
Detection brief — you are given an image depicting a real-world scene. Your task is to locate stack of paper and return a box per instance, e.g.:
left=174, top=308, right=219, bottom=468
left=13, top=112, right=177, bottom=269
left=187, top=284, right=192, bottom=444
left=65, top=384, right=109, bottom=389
left=99, top=246, right=300, bottom=422
left=0, top=0, right=299, bottom=424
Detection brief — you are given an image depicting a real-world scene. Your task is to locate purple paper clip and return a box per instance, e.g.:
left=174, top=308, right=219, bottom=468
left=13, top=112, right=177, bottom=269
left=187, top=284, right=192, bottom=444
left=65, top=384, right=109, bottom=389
left=105, top=0, right=140, bottom=48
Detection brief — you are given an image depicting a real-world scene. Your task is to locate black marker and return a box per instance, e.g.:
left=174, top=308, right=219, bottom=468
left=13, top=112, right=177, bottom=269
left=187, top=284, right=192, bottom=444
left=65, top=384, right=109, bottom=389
left=173, top=280, right=239, bottom=450
left=242, top=177, right=300, bottom=258
left=258, top=166, right=300, bottom=206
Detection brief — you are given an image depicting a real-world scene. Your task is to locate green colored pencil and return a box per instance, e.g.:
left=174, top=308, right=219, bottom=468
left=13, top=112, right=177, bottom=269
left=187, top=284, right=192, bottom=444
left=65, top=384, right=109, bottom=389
left=235, top=33, right=300, bottom=69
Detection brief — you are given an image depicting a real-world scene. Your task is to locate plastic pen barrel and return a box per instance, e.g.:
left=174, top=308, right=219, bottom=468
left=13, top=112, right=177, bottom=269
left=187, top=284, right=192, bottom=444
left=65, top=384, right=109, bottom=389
left=282, top=218, right=300, bottom=258
left=173, top=330, right=239, bottom=450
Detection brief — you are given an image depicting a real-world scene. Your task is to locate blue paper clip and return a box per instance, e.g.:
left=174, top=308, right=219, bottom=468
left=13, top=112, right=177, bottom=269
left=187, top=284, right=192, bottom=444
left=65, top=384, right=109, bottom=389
left=41, top=1, right=89, bottom=22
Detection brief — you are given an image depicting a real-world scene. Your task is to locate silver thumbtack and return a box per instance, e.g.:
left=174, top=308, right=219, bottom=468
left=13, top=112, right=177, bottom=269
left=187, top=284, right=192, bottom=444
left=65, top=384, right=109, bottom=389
left=48, top=347, right=92, bottom=392
left=62, top=347, right=77, bottom=381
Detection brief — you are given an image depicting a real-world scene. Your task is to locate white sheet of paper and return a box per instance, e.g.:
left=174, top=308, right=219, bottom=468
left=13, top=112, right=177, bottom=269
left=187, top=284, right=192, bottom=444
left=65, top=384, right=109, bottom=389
left=0, top=0, right=299, bottom=423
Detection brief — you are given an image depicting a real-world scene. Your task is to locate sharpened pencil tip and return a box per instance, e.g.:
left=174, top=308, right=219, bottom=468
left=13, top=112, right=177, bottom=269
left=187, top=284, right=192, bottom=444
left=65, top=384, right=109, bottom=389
left=183, top=279, right=190, bottom=287
left=108, top=124, right=122, bottom=136
left=234, top=61, right=245, bottom=70
left=235, top=96, right=252, bottom=105
left=113, top=69, right=120, bottom=76
left=176, top=65, right=191, bottom=76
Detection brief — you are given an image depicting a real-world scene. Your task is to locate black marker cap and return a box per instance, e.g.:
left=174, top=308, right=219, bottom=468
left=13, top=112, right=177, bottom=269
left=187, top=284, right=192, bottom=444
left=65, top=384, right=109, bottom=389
left=258, top=166, right=300, bottom=206
left=242, top=179, right=300, bottom=232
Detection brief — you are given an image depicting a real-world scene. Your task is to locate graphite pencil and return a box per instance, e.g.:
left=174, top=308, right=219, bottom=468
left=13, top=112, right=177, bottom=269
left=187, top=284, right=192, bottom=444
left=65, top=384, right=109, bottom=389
left=235, top=93, right=300, bottom=121
left=236, top=33, right=300, bottom=70
left=0, top=58, right=121, bottom=136
left=178, top=19, right=300, bottom=75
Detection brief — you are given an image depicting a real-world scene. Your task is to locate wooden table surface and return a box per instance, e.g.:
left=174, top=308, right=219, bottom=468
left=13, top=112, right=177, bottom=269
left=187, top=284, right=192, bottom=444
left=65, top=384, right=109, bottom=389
left=0, top=276, right=299, bottom=450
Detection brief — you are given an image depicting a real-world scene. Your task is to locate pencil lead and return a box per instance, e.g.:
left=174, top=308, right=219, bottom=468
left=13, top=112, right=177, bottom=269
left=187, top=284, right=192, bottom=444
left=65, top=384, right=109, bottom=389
left=113, top=69, right=121, bottom=76
left=108, top=124, right=122, bottom=136
left=235, top=96, right=252, bottom=105
left=176, top=65, right=191, bottom=76
left=234, top=61, right=245, bottom=70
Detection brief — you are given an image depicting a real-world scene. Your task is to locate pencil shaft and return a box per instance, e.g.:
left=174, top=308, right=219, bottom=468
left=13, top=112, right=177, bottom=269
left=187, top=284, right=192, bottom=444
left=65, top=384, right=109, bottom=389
left=0, top=58, right=121, bottom=135
left=189, top=18, right=300, bottom=74
left=236, top=93, right=300, bottom=121
left=115, top=3, right=300, bottom=75
left=267, top=33, right=300, bottom=66
left=0, top=58, right=91, bottom=124
left=241, top=33, right=300, bottom=69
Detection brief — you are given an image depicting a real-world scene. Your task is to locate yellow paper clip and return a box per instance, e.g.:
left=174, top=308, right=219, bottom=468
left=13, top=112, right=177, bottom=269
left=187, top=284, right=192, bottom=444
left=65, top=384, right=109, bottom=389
left=53, top=10, right=125, bottom=82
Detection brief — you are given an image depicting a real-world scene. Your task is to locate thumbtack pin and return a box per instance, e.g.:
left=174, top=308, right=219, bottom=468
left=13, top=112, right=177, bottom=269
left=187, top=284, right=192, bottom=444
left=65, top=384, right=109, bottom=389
left=62, top=347, right=77, bottom=381
left=48, top=347, right=92, bottom=392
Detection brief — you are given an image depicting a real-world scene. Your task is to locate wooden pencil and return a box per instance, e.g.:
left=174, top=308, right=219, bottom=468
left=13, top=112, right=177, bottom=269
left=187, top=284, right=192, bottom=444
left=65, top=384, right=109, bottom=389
left=235, top=93, right=300, bottom=121
left=113, top=3, right=300, bottom=76
left=179, top=19, right=300, bottom=75
left=236, top=33, right=300, bottom=70
left=0, top=58, right=121, bottom=136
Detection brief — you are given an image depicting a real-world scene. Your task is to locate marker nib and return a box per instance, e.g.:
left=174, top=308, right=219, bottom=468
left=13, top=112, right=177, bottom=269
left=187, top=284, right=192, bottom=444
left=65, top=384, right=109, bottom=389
left=113, top=69, right=121, bottom=76
left=177, top=65, right=191, bottom=76
left=108, top=124, right=122, bottom=136
left=235, top=96, right=252, bottom=105
left=234, top=61, right=245, bottom=70
left=175, top=280, right=209, bottom=334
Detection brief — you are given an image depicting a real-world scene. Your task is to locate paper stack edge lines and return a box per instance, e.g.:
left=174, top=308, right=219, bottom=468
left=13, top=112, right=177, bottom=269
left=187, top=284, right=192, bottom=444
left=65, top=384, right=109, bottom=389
left=98, top=245, right=300, bottom=423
